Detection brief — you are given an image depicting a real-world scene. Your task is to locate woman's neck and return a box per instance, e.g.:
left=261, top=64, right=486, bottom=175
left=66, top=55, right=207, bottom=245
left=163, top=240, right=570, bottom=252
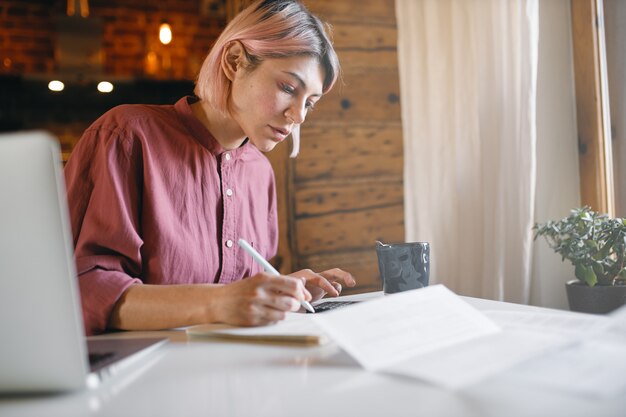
left=191, top=101, right=247, bottom=150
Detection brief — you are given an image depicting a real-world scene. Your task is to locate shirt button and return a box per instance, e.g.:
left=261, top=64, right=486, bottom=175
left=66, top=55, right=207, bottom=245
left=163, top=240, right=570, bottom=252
left=226, top=188, right=233, bottom=197
left=224, top=152, right=231, bottom=161
left=226, top=239, right=233, bottom=248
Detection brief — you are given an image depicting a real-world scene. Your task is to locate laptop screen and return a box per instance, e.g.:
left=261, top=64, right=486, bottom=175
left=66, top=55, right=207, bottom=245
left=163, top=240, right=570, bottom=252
left=0, top=131, right=90, bottom=391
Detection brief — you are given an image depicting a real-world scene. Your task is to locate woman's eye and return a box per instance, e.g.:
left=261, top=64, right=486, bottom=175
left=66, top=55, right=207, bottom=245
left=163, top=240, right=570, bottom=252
left=281, top=84, right=295, bottom=94
left=305, top=101, right=316, bottom=111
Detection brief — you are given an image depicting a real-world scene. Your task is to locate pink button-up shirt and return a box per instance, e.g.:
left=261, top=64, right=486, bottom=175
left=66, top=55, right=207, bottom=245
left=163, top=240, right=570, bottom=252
left=64, top=97, right=278, bottom=335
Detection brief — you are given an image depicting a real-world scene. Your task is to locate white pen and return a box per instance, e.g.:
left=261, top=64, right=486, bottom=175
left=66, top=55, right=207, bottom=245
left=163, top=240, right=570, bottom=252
left=237, top=238, right=315, bottom=313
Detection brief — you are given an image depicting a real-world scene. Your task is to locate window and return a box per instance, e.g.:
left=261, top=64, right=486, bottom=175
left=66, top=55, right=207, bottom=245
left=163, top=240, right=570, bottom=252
left=570, top=0, right=615, bottom=216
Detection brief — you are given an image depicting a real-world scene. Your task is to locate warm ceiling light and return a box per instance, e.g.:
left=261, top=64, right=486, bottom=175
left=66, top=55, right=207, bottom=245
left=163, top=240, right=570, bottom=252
left=48, top=80, right=65, bottom=92
left=97, top=81, right=114, bottom=93
left=66, top=0, right=90, bottom=17
left=159, top=22, right=172, bottom=45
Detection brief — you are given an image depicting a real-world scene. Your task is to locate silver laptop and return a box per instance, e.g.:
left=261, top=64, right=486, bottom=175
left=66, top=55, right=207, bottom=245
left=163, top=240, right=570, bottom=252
left=0, top=131, right=166, bottom=393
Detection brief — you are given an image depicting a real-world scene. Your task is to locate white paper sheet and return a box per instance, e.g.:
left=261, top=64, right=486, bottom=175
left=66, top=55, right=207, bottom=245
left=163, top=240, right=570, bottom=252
left=509, top=337, right=626, bottom=399
left=312, top=285, right=501, bottom=374
left=187, top=313, right=329, bottom=345
left=481, top=308, right=626, bottom=398
left=203, top=313, right=323, bottom=336
left=385, top=327, right=569, bottom=389
left=382, top=309, right=619, bottom=389
left=484, top=310, right=613, bottom=338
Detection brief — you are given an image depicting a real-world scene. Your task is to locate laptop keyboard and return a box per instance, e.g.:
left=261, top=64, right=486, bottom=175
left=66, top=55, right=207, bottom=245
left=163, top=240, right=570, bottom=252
left=307, top=301, right=359, bottom=313
left=88, top=352, right=114, bottom=367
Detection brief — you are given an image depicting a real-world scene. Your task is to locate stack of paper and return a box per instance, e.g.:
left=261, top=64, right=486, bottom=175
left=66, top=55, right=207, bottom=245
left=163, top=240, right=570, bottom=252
left=312, top=285, right=571, bottom=389
left=187, top=284, right=626, bottom=395
left=498, top=304, right=626, bottom=399
left=187, top=313, right=328, bottom=346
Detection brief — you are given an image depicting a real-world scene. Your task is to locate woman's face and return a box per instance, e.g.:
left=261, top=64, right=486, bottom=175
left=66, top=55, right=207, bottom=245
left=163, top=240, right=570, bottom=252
left=229, top=54, right=325, bottom=152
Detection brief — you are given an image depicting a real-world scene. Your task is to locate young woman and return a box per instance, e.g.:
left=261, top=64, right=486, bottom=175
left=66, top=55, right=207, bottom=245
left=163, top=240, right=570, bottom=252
left=64, top=0, right=356, bottom=335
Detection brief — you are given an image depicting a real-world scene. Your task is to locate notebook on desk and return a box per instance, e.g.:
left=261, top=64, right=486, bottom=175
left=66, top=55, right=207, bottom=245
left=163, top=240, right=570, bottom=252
left=187, top=312, right=330, bottom=345
left=186, top=300, right=362, bottom=345
left=0, top=131, right=166, bottom=393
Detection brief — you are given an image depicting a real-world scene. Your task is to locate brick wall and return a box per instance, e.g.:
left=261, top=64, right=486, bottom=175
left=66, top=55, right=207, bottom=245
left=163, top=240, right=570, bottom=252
left=0, top=1, right=56, bottom=74
left=0, top=0, right=226, bottom=154
left=0, top=0, right=226, bottom=80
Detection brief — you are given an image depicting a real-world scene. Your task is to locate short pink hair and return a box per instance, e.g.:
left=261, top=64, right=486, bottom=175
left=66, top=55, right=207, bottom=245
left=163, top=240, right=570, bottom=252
left=194, top=0, right=341, bottom=157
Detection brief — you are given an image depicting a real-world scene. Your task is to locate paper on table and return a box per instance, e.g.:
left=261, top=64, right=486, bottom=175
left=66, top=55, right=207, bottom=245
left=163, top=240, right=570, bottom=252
left=312, top=285, right=501, bottom=372
left=388, top=308, right=613, bottom=389
left=509, top=337, right=626, bottom=399
left=186, top=313, right=329, bottom=346
left=484, top=310, right=613, bottom=339
left=487, top=306, right=626, bottom=398
left=385, top=326, right=569, bottom=389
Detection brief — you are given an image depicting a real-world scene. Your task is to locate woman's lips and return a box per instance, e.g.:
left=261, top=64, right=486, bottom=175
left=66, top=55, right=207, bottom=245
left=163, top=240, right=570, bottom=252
left=269, top=126, right=290, bottom=141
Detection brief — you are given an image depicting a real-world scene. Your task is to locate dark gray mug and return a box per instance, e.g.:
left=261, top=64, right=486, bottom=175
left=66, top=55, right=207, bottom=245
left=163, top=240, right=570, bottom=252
left=375, top=241, right=430, bottom=294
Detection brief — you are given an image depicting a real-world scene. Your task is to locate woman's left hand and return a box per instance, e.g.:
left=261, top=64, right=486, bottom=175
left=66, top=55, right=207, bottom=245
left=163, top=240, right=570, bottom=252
left=288, top=268, right=356, bottom=302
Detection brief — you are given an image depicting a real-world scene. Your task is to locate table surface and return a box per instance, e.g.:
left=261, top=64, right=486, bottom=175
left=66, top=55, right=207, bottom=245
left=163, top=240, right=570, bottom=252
left=1, top=292, right=624, bottom=417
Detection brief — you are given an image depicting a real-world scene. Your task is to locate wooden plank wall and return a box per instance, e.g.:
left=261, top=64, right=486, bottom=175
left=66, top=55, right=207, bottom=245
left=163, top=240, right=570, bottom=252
left=281, top=0, right=405, bottom=294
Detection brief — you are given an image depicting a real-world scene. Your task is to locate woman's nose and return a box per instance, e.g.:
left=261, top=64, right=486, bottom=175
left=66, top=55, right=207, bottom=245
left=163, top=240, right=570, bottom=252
left=285, top=102, right=307, bottom=125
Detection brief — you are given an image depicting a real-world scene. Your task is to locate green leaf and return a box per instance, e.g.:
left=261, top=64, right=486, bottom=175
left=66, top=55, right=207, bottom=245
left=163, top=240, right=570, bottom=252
left=594, top=240, right=612, bottom=260
left=575, top=264, right=597, bottom=287
left=592, top=262, right=605, bottom=276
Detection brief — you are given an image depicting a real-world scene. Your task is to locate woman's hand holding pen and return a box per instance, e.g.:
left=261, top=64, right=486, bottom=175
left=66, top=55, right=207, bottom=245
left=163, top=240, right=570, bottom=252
left=212, top=273, right=312, bottom=326
left=289, top=268, right=357, bottom=302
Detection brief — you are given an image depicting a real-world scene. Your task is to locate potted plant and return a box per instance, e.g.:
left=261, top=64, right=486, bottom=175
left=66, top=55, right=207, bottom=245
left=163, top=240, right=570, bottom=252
left=533, top=206, right=626, bottom=314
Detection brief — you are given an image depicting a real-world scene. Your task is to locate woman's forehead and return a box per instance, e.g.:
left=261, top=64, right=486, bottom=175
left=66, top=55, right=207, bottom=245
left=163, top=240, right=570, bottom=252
left=259, top=55, right=324, bottom=94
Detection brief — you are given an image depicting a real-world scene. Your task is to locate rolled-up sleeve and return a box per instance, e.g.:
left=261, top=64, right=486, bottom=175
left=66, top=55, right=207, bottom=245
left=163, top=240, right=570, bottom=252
left=65, top=127, right=143, bottom=335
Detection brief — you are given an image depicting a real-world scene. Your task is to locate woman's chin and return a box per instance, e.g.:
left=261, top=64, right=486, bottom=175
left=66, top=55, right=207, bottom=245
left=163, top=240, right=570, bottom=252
left=251, top=138, right=280, bottom=153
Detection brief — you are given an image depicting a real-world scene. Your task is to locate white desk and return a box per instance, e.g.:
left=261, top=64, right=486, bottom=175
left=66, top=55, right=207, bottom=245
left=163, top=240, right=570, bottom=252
left=1, top=293, right=624, bottom=417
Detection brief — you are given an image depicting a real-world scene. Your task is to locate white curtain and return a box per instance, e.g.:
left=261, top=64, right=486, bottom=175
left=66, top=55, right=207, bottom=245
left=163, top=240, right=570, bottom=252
left=396, top=0, right=539, bottom=303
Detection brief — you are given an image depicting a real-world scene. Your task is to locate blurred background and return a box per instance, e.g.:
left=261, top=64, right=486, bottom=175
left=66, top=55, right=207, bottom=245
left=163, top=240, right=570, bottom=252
left=0, top=0, right=403, bottom=295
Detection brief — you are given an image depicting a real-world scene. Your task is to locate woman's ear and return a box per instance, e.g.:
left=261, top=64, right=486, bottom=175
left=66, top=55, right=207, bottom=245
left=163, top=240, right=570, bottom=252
left=221, top=41, right=246, bottom=82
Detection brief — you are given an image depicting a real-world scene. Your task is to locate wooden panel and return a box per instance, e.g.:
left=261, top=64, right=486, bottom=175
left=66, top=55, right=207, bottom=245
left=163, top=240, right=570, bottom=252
left=336, top=50, right=399, bottom=73
left=265, top=141, right=295, bottom=274
left=571, top=0, right=614, bottom=214
left=296, top=204, right=404, bottom=255
left=296, top=123, right=403, bottom=181
left=331, top=22, right=397, bottom=50
left=263, top=0, right=405, bottom=277
left=324, top=20, right=400, bottom=94
left=301, top=249, right=383, bottom=294
left=295, top=177, right=403, bottom=217
left=307, top=70, right=401, bottom=123
left=307, top=0, right=397, bottom=26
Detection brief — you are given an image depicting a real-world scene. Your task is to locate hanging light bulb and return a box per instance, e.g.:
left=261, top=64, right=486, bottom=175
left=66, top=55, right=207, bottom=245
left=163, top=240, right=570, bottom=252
left=66, top=0, right=90, bottom=17
left=48, top=80, right=65, bottom=92
left=97, top=81, right=114, bottom=93
left=159, top=22, right=172, bottom=45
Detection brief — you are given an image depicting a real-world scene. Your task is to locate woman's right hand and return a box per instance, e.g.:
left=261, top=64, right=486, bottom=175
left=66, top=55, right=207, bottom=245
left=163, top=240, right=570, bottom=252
left=211, top=273, right=312, bottom=326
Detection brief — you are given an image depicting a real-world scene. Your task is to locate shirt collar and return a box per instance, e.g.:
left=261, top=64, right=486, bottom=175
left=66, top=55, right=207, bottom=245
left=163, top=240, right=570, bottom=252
left=174, top=96, right=250, bottom=159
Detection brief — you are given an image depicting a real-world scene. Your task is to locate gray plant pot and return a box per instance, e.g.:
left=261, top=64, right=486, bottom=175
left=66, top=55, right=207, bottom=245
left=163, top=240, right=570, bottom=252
left=565, top=280, right=626, bottom=314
